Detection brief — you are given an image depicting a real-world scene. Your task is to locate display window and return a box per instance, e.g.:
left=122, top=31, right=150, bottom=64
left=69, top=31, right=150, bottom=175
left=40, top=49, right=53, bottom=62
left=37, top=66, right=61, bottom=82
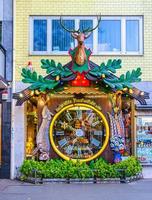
left=136, top=116, right=152, bottom=165
left=121, top=98, right=132, bottom=156
left=26, top=101, right=38, bottom=157
left=24, top=93, right=135, bottom=162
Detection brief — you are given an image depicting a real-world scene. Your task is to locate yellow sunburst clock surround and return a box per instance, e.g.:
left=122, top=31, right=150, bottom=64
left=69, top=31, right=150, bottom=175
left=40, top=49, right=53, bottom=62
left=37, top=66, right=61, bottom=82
left=50, top=103, right=109, bottom=162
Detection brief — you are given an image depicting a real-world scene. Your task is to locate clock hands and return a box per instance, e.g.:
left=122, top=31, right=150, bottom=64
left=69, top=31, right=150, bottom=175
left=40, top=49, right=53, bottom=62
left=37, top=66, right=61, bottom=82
left=65, top=111, right=73, bottom=122
left=60, top=121, right=77, bottom=133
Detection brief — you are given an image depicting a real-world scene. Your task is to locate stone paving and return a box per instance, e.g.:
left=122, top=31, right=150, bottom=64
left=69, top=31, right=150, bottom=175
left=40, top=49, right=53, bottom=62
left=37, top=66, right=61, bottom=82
left=0, top=179, right=28, bottom=192
left=142, top=167, right=152, bottom=178
left=0, top=179, right=152, bottom=200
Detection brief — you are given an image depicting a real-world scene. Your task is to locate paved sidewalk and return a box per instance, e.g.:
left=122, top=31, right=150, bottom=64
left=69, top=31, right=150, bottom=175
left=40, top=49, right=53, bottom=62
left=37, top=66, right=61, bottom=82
left=0, top=179, right=30, bottom=192
left=0, top=179, right=152, bottom=200
left=0, top=179, right=21, bottom=192
left=142, top=167, right=152, bottom=178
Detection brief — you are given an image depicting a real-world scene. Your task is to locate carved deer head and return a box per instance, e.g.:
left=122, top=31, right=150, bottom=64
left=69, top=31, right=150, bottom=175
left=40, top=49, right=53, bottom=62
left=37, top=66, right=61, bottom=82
left=60, top=16, right=101, bottom=66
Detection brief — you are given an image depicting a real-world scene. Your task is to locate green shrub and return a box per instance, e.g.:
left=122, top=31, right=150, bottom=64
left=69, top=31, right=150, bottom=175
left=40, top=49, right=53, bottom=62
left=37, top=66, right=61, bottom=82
left=42, top=159, right=63, bottom=178
left=89, top=158, right=118, bottom=178
left=19, top=156, right=142, bottom=179
left=113, top=156, right=142, bottom=177
left=20, top=159, right=45, bottom=178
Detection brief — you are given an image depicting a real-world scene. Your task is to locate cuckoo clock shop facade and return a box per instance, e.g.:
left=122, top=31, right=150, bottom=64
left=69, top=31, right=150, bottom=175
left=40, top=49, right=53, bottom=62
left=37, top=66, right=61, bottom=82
left=12, top=16, right=149, bottom=176
left=13, top=66, right=148, bottom=164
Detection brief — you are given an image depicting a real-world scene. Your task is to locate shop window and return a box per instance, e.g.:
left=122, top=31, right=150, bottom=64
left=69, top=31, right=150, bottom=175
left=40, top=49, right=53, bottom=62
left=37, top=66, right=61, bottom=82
left=26, top=101, right=38, bottom=157
left=121, top=98, right=132, bottom=156
left=30, top=16, right=143, bottom=55
left=136, top=116, right=152, bottom=165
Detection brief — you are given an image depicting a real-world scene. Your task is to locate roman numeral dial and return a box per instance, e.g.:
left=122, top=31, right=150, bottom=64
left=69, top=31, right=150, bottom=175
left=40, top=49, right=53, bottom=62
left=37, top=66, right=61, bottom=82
left=50, top=103, right=109, bottom=161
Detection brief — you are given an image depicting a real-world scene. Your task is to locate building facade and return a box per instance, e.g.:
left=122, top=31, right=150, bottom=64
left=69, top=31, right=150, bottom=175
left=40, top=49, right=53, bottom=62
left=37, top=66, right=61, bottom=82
left=12, top=0, right=152, bottom=178
left=0, top=0, right=13, bottom=178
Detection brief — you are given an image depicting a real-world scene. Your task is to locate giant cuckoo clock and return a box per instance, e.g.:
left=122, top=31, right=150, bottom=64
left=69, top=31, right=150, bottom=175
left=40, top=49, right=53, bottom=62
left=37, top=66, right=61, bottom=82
left=13, top=15, right=149, bottom=162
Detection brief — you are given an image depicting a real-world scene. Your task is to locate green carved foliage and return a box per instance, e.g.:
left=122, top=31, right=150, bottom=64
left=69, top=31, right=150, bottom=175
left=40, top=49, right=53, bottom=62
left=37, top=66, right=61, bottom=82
left=20, top=58, right=142, bottom=93
left=103, top=68, right=142, bottom=90
left=89, top=59, right=122, bottom=77
left=41, top=59, right=73, bottom=77
left=21, top=59, right=74, bottom=92
left=86, top=59, right=142, bottom=90
left=100, top=59, right=122, bottom=74
left=21, top=68, right=60, bottom=91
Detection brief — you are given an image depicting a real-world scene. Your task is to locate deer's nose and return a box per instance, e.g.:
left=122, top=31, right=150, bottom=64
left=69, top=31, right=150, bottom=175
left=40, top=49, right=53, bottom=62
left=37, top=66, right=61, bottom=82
left=79, top=41, right=83, bottom=45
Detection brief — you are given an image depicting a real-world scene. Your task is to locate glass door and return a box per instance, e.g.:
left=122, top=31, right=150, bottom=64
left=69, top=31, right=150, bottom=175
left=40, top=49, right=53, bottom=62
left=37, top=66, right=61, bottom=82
left=136, top=116, right=152, bottom=165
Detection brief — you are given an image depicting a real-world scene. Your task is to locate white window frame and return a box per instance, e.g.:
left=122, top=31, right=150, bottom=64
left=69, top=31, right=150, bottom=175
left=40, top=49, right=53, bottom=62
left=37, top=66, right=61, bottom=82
left=29, top=16, right=143, bottom=56
left=97, top=16, right=122, bottom=55
left=124, top=16, right=143, bottom=55
left=29, top=16, right=95, bottom=55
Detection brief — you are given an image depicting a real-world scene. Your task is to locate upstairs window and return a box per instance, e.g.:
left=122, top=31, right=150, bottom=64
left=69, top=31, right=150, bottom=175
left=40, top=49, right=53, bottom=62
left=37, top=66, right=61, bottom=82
left=98, top=19, right=121, bottom=52
left=79, top=20, right=93, bottom=50
left=33, top=19, right=47, bottom=51
left=52, top=19, right=75, bottom=51
left=126, top=20, right=139, bottom=52
left=30, top=16, right=143, bottom=55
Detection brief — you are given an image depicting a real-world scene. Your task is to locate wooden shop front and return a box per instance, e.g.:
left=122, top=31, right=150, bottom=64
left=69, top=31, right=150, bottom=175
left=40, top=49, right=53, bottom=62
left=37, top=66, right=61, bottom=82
left=23, top=86, right=137, bottom=163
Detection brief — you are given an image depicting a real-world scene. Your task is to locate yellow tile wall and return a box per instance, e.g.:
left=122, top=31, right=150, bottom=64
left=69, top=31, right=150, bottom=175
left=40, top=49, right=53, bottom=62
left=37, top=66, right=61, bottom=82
left=15, top=0, right=152, bottom=81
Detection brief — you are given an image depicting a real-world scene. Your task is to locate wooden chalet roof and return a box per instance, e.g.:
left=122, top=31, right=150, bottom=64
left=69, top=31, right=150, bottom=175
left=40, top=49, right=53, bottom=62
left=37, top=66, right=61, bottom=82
left=58, top=86, right=104, bottom=95
left=13, top=61, right=149, bottom=106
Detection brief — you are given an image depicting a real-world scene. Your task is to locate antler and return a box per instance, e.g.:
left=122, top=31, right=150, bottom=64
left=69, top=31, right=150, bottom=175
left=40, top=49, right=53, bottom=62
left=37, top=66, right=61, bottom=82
left=60, top=15, right=101, bottom=34
left=60, top=16, right=77, bottom=33
left=82, top=15, right=101, bottom=33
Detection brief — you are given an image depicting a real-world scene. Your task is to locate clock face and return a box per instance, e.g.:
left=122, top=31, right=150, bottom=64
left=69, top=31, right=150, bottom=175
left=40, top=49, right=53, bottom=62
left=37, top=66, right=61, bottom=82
left=50, top=103, right=109, bottom=162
